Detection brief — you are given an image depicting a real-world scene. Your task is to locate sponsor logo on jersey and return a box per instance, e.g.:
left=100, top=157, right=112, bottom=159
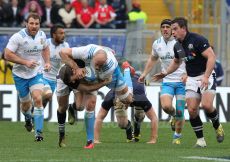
left=50, top=55, right=60, bottom=61
left=188, top=44, right=194, bottom=50
left=24, top=45, right=42, bottom=54
left=184, top=55, right=195, bottom=62
left=160, top=52, right=174, bottom=60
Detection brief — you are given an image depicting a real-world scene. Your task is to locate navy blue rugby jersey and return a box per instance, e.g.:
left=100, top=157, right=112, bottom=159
left=174, top=32, right=210, bottom=77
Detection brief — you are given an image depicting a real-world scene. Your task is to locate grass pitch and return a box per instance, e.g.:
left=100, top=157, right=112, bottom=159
left=0, top=121, right=229, bottom=162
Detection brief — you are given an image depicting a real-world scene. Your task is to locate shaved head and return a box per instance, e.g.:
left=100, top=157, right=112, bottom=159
left=93, top=50, right=107, bottom=70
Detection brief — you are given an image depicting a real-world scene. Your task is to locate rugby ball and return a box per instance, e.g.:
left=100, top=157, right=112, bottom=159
left=85, top=66, right=97, bottom=82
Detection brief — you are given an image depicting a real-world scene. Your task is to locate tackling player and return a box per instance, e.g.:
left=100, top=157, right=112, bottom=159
left=59, top=44, right=133, bottom=104
left=59, top=44, right=133, bottom=148
left=57, top=61, right=111, bottom=148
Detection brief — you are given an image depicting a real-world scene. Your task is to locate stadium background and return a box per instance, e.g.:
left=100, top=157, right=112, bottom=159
left=0, top=0, right=230, bottom=122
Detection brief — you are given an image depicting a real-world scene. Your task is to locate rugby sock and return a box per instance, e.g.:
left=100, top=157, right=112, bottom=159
left=190, top=115, right=203, bottom=138
left=134, top=116, right=141, bottom=137
left=124, top=68, right=133, bottom=93
left=84, top=110, right=95, bottom=141
left=206, top=109, right=220, bottom=130
left=57, top=111, right=66, bottom=137
left=33, top=107, right=44, bottom=136
left=71, top=102, right=77, bottom=110
left=173, top=132, right=182, bottom=139
left=175, top=98, right=185, bottom=120
left=126, top=120, right=133, bottom=140
left=22, top=107, right=32, bottom=122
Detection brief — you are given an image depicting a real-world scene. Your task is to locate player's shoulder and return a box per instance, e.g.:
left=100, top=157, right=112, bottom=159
left=169, top=37, right=177, bottom=44
left=174, top=41, right=182, bottom=50
left=63, top=41, right=70, bottom=48
left=58, top=41, right=69, bottom=48
left=8, top=29, right=24, bottom=43
left=83, top=44, right=99, bottom=51
left=189, top=32, right=207, bottom=41
left=17, top=28, right=27, bottom=38
left=153, top=36, right=163, bottom=45
left=87, top=44, right=99, bottom=47
left=174, top=40, right=181, bottom=46
left=37, top=30, right=47, bottom=38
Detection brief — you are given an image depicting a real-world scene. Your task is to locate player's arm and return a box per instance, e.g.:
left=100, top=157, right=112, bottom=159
left=4, top=48, right=26, bottom=65
left=59, top=48, right=79, bottom=69
left=202, top=47, right=216, bottom=78
left=200, top=47, right=216, bottom=89
left=152, top=42, right=183, bottom=81
left=152, top=57, right=182, bottom=81
left=42, top=46, right=51, bottom=71
left=60, top=48, right=86, bottom=79
left=165, top=58, right=181, bottom=74
left=139, top=42, right=159, bottom=82
left=77, top=77, right=112, bottom=92
left=5, top=34, right=39, bottom=68
left=140, top=54, right=158, bottom=79
left=4, top=48, right=38, bottom=68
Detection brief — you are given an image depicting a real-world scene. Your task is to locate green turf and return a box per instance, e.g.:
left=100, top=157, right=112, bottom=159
left=0, top=121, right=229, bottom=162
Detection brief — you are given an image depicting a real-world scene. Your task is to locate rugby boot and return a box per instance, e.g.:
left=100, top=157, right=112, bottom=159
left=68, top=104, right=75, bottom=125
left=216, top=124, right=224, bottom=143
left=84, top=140, right=94, bottom=149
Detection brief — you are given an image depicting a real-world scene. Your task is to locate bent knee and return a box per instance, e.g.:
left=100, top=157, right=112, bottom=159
left=134, top=108, right=145, bottom=122
left=58, top=106, right=68, bottom=113
left=188, top=107, right=198, bottom=116
left=201, top=103, right=213, bottom=110
left=21, top=101, right=32, bottom=111
left=43, top=93, right=52, bottom=101
left=118, top=122, right=128, bottom=129
left=161, top=103, right=173, bottom=111
left=33, top=95, right=42, bottom=105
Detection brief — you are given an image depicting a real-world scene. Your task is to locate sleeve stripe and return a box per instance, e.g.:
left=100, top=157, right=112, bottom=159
left=103, top=60, right=114, bottom=72
left=88, top=46, right=96, bottom=59
left=19, top=31, right=26, bottom=38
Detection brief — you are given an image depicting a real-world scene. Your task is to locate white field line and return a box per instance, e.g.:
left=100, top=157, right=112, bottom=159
left=182, top=156, right=230, bottom=162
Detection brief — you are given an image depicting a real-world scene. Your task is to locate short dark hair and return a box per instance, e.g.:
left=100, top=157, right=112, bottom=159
left=160, top=19, right=171, bottom=27
left=59, top=59, right=85, bottom=85
left=26, top=13, right=41, bottom=23
left=172, top=17, right=188, bottom=30
left=50, top=24, right=64, bottom=38
left=59, top=65, right=73, bottom=85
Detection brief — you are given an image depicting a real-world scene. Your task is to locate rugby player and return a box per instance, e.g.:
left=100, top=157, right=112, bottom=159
left=5, top=13, right=51, bottom=141
left=42, top=24, right=69, bottom=108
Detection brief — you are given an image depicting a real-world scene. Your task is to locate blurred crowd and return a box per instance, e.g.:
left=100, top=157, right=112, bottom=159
left=0, top=0, right=147, bottom=29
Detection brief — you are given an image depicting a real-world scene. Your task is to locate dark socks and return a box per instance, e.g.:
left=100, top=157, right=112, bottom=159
left=190, top=115, right=203, bottom=138
left=206, top=109, right=220, bottom=130
left=57, top=111, right=66, bottom=137
left=126, top=120, right=133, bottom=140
